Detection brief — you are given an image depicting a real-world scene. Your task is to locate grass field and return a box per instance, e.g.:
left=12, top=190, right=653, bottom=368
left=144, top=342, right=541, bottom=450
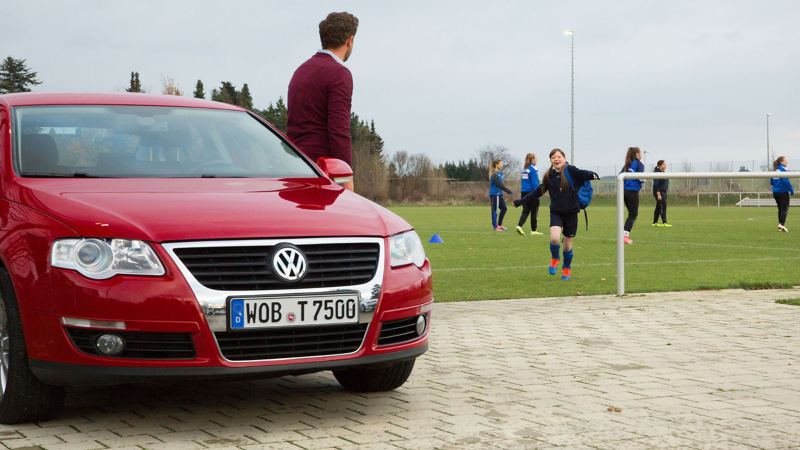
left=389, top=204, right=800, bottom=302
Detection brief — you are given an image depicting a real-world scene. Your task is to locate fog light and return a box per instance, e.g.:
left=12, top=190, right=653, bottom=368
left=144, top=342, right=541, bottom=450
left=95, top=334, right=125, bottom=356
left=415, top=315, right=427, bottom=336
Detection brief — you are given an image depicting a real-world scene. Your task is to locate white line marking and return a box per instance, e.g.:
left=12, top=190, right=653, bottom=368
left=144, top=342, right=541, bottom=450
left=418, top=230, right=800, bottom=253
left=436, top=256, right=800, bottom=272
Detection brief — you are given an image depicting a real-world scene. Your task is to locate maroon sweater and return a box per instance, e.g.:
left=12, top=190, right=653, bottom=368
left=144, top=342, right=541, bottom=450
left=287, top=52, right=353, bottom=166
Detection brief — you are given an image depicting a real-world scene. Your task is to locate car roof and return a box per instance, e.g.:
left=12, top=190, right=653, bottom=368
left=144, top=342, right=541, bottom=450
left=0, top=92, right=244, bottom=110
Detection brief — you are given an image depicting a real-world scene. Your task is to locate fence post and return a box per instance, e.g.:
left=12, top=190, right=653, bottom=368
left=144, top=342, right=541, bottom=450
left=617, top=174, right=626, bottom=296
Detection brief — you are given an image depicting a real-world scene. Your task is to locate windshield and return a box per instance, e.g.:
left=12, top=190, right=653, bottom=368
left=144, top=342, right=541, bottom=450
left=12, top=105, right=318, bottom=178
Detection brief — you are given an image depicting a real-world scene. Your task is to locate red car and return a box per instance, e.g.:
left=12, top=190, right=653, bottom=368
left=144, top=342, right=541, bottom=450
left=0, top=93, right=432, bottom=424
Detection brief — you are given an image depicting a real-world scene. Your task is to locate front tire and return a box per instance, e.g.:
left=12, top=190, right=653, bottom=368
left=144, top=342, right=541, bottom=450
left=333, top=359, right=416, bottom=392
left=0, top=269, right=65, bottom=424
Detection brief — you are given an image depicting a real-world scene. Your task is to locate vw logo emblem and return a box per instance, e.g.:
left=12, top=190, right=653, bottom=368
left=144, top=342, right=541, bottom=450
left=272, top=245, right=307, bottom=282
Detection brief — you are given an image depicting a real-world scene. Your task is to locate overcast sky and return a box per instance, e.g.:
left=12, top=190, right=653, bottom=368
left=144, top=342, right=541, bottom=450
left=3, top=0, right=799, bottom=172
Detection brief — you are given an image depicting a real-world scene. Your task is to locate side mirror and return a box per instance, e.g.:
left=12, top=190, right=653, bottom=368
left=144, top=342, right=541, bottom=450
left=316, top=157, right=354, bottom=191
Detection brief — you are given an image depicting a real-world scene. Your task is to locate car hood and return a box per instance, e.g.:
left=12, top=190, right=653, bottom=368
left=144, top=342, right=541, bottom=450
left=13, top=178, right=411, bottom=242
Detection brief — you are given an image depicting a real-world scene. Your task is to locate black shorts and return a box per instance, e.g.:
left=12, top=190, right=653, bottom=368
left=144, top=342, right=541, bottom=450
left=550, top=211, right=578, bottom=238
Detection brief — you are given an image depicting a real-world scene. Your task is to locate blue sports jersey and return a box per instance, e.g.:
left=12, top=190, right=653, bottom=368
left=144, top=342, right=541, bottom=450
left=623, top=159, right=644, bottom=191
left=771, top=164, right=795, bottom=194
left=489, top=170, right=506, bottom=196
left=520, top=164, right=540, bottom=193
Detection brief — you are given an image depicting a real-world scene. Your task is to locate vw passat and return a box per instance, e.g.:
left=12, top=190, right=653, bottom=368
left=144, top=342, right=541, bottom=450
left=0, top=93, right=432, bottom=423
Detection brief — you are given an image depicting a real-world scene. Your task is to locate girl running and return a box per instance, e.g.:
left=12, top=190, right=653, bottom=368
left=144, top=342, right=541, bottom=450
left=652, top=160, right=671, bottom=227
left=489, top=159, right=513, bottom=231
left=770, top=156, right=794, bottom=232
left=514, top=148, right=598, bottom=280
left=516, top=153, right=543, bottom=236
left=622, top=147, right=644, bottom=244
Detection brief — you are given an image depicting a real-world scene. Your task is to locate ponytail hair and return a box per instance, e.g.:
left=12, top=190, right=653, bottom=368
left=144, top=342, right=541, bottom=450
left=524, top=153, right=536, bottom=167
left=774, top=156, right=787, bottom=170
left=655, top=160, right=665, bottom=171
left=489, top=159, right=502, bottom=180
left=623, top=147, right=641, bottom=172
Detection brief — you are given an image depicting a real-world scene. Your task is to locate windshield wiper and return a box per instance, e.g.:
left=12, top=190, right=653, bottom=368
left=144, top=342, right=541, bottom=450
left=199, top=174, right=248, bottom=178
left=21, top=172, right=100, bottom=178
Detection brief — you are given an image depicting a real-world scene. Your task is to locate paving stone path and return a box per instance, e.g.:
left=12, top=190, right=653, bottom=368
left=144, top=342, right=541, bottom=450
left=2, top=288, right=799, bottom=449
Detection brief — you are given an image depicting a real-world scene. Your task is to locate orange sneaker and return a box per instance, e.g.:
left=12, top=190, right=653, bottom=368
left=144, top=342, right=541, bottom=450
left=562, top=267, right=571, bottom=280
left=623, top=236, right=634, bottom=244
left=548, top=258, right=559, bottom=275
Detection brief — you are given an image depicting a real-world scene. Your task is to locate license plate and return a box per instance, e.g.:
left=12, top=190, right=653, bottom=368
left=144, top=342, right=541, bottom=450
left=229, top=295, right=359, bottom=330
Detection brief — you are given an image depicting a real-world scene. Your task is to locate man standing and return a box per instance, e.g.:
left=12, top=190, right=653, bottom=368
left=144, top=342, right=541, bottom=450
left=287, top=12, right=358, bottom=167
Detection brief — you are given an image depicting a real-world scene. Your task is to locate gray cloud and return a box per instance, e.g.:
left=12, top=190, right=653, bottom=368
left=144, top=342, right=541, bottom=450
left=2, top=0, right=798, bottom=171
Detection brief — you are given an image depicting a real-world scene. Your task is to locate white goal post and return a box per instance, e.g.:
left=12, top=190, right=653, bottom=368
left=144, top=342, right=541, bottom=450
left=615, top=171, right=795, bottom=296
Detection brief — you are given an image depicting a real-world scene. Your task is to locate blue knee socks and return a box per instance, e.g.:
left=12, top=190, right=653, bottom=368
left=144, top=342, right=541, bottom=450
left=550, top=243, right=560, bottom=260
left=563, top=249, right=574, bottom=268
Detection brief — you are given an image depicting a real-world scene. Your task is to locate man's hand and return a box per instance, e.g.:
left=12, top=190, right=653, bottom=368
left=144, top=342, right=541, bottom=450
left=513, top=199, right=522, bottom=208
left=657, top=192, right=662, bottom=200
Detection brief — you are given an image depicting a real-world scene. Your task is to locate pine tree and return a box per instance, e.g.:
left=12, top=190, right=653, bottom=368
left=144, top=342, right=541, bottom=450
left=212, top=81, right=238, bottom=105
left=260, top=96, right=287, bottom=131
left=0, top=57, right=42, bottom=94
left=368, top=119, right=384, bottom=158
left=125, top=71, right=144, bottom=93
left=238, top=83, right=254, bottom=110
left=193, top=80, right=205, bottom=99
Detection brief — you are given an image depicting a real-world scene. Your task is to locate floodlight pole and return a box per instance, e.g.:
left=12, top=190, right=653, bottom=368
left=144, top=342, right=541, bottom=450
left=564, top=30, right=575, bottom=164
left=616, top=170, right=796, bottom=296
left=766, top=113, right=771, bottom=169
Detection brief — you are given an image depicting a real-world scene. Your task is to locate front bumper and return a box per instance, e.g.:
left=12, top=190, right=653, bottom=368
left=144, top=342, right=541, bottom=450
left=20, top=237, right=433, bottom=384
left=30, top=344, right=427, bottom=385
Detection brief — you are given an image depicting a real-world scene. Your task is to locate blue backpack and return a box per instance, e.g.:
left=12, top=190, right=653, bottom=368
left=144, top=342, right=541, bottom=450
left=563, top=166, right=594, bottom=229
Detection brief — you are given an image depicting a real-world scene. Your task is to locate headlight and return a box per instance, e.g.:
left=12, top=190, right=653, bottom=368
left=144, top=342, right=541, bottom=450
left=389, top=230, right=426, bottom=268
left=51, top=238, right=165, bottom=279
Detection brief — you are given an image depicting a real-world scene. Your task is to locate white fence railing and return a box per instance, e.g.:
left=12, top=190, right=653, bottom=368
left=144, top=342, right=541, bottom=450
left=616, top=171, right=794, bottom=296
left=696, top=191, right=773, bottom=207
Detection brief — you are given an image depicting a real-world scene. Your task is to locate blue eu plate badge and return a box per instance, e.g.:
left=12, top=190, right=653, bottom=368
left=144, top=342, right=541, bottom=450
left=230, top=299, right=245, bottom=330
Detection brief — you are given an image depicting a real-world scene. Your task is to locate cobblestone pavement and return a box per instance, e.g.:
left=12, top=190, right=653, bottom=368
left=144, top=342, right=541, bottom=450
left=2, top=289, right=800, bottom=449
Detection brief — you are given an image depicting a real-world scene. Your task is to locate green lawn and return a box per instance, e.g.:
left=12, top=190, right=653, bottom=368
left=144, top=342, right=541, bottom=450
left=389, top=204, right=800, bottom=301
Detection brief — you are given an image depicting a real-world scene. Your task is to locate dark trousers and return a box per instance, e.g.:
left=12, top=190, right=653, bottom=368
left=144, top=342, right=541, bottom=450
left=653, top=192, right=667, bottom=224
left=774, top=192, right=790, bottom=225
left=517, top=191, right=540, bottom=231
left=490, top=195, right=507, bottom=228
left=624, top=189, right=640, bottom=232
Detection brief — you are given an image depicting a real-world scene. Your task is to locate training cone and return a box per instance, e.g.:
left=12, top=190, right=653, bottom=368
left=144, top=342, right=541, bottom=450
left=428, top=233, right=444, bottom=244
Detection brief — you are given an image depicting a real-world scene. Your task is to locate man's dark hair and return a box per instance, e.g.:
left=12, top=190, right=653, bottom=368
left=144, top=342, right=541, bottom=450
left=319, top=12, right=359, bottom=49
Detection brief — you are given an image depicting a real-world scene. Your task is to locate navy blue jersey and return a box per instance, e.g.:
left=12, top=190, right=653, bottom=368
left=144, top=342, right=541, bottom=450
left=524, top=165, right=598, bottom=214
left=652, top=167, right=669, bottom=193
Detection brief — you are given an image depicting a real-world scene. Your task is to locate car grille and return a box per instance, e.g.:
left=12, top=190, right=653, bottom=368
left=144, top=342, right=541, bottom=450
left=214, top=323, right=368, bottom=361
left=174, top=243, right=380, bottom=291
left=66, top=328, right=196, bottom=359
left=378, top=316, right=422, bottom=346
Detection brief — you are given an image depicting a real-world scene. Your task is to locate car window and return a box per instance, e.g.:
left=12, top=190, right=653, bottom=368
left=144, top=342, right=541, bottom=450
left=12, top=106, right=318, bottom=178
